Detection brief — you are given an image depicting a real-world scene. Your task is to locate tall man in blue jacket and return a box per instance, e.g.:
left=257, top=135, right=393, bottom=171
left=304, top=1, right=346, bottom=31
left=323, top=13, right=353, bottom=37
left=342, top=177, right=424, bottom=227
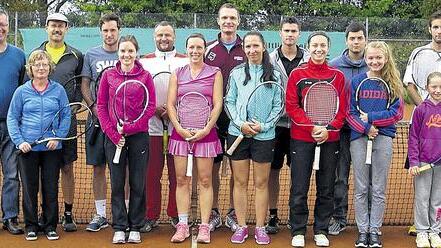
left=0, top=9, right=26, bottom=235
left=328, top=22, right=368, bottom=236
left=32, top=13, right=84, bottom=232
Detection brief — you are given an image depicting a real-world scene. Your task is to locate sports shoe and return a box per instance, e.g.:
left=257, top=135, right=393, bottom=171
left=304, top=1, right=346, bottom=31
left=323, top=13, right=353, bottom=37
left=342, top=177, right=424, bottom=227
left=112, top=231, right=126, bottom=244
left=265, top=215, right=280, bottom=234
left=62, top=213, right=77, bottom=232
left=46, top=230, right=59, bottom=240
left=328, top=219, right=346, bottom=236
left=255, top=226, right=270, bottom=245
left=369, top=233, right=382, bottom=248
left=197, top=223, right=210, bottom=243
left=225, top=209, right=238, bottom=232
left=25, top=231, right=37, bottom=241
left=170, top=217, right=179, bottom=228
left=208, top=210, right=222, bottom=232
left=355, top=232, right=369, bottom=247
left=127, top=231, right=141, bottom=243
left=171, top=223, right=190, bottom=243
left=86, top=215, right=109, bottom=232
left=291, top=234, right=305, bottom=247
left=314, top=234, right=330, bottom=247
left=416, top=232, right=430, bottom=248
left=409, top=225, right=417, bottom=236
left=231, top=226, right=248, bottom=244
left=429, top=232, right=441, bottom=248
left=140, top=219, right=158, bottom=233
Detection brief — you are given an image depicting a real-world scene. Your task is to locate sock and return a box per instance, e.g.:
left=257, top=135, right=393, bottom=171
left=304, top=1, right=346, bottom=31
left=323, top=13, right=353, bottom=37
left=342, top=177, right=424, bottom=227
left=269, top=208, right=278, bottom=216
left=212, top=208, right=220, bottom=214
left=95, top=200, right=106, bottom=218
left=125, top=200, right=129, bottom=210
left=64, top=202, right=73, bottom=214
left=178, top=214, right=189, bottom=224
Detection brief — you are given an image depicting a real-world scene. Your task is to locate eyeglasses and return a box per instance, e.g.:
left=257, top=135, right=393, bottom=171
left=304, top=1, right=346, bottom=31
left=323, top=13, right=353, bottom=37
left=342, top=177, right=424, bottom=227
left=32, top=63, right=50, bottom=68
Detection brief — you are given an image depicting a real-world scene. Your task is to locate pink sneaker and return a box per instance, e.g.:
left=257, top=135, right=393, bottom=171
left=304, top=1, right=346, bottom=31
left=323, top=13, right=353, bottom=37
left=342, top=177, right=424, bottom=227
left=171, top=223, right=190, bottom=243
left=231, top=226, right=248, bottom=244
left=197, top=223, right=210, bottom=243
left=255, top=226, right=270, bottom=245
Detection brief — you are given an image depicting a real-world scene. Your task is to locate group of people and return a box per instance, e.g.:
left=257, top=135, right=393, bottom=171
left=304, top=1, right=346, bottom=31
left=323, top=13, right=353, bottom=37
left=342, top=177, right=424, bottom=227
left=0, top=3, right=440, bottom=248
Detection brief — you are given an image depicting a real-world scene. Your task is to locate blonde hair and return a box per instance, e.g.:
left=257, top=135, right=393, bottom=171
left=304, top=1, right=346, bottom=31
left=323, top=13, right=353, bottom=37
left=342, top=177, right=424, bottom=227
left=365, top=41, right=403, bottom=99
left=26, top=50, right=55, bottom=79
left=427, top=71, right=441, bottom=86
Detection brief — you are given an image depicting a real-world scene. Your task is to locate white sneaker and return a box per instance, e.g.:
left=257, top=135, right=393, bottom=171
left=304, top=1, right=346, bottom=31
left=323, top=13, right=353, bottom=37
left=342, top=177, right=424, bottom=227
left=416, top=233, right=430, bottom=248
left=291, top=234, right=305, bottom=247
left=314, top=234, right=330, bottom=247
left=112, top=231, right=126, bottom=244
left=128, top=231, right=141, bottom=243
left=429, top=232, right=441, bottom=248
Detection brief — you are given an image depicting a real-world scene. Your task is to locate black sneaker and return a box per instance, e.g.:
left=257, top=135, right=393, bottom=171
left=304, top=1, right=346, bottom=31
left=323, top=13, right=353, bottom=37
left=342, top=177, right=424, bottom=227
left=62, top=213, right=77, bottom=232
left=170, top=217, right=179, bottom=228
left=25, top=231, right=38, bottom=241
left=140, top=219, right=158, bottom=233
left=355, top=232, right=369, bottom=247
left=265, top=215, right=280, bottom=234
left=369, top=233, right=382, bottom=248
left=46, top=230, right=59, bottom=240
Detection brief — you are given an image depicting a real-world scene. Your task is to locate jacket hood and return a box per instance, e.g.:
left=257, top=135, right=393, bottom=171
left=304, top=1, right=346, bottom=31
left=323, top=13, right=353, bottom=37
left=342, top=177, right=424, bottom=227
left=115, top=60, right=144, bottom=77
left=339, top=49, right=366, bottom=68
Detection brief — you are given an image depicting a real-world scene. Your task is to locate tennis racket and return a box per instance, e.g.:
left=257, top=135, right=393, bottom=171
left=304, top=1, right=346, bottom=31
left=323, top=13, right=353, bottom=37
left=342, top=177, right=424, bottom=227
left=303, top=82, right=339, bottom=170
left=16, top=102, right=93, bottom=154
left=177, top=91, right=211, bottom=177
left=226, top=81, right=285, bottom=156
left=153, top=71, right=172, bottom=156
left=355, top=77, right=391, bottom=165
left=112, top=79, right=150, bottom=164
left=410, top=48, right=441, bottom=99
left=88, top=66, right=114, bottom=145
left=418, top=157, right=441, bottom=174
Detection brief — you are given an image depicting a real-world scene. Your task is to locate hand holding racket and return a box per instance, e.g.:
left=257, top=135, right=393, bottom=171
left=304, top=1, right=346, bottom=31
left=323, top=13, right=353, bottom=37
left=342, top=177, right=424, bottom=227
left=302, top=82, right=339, bottom=170
left=355, top=77, right=391, bottom=165
left=112, top=79, right=150, bottom=164
left=226, top=81, right=285, bottom=156
left=17, top=102, right=93, bottom=154
left=177, top=91, right=211, bottom=177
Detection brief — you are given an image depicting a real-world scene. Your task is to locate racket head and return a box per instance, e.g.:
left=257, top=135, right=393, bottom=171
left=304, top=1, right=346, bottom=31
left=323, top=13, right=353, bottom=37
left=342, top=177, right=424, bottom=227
left=93, top=65, right=115, bottom=103
left=303, top=82, right=339, bottom=126
left=411, top=48, right=441, bottom=96
left=245, top=81, right=285, bottom=124
left=177, top=91, right=210, bottom=130
left=153, top=71, right=172, bottom=106
left=112, top=79, right=150, bottom=126
left=355, top=77, right=391, bottom=114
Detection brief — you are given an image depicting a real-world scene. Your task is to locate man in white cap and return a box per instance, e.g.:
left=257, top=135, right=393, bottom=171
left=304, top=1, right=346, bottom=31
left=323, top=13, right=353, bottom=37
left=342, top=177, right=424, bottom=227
left=31, top=12, right=83, bottom=234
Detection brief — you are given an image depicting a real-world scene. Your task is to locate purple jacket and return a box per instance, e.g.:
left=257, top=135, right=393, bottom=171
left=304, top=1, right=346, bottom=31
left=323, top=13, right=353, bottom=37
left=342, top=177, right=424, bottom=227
left=97, top=60, right=156, bottom=145
left=408, top=99, right=441, bottom=167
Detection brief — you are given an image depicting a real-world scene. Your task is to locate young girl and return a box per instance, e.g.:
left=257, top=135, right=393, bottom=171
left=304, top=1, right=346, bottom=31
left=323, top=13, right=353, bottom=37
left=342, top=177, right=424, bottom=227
left=347, top=41, right=404, bottom=248
left=408, top=71, right=441, bottom=248
left=224, top=31, right=283, bottom=245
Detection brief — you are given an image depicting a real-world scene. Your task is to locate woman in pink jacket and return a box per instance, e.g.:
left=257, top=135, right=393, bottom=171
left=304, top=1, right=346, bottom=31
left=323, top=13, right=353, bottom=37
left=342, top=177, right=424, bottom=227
left=97, top=35, right=156, bottom=244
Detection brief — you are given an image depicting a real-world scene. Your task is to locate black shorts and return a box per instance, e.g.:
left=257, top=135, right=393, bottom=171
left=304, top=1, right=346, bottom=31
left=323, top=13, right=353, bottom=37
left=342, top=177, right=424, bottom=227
left=61, top=117, right=77, bottom=165
left=271, top=126, right=291, bottom=170
left=85, top=117, right=106, bottom=166
left=214, top=119, right=229, bottom=164
left=227, top=134, right=275, bottom=163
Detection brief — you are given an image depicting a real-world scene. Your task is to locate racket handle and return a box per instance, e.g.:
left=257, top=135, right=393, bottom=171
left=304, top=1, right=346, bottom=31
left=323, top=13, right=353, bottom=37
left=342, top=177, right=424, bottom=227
left=186, top=154, right=193, bottom=177
left=313, top=146, right=320, bottom=170
left=162, top=130, right=168, bottom=155
left=113, top=146, right=122, bottom=164
left=221, top=156, right=228, bottom=177
left=226, top=134, right=244, bottom=155
left=365, top=139, right=373, bottom=165
left=418, top=163, right=434, bottom=173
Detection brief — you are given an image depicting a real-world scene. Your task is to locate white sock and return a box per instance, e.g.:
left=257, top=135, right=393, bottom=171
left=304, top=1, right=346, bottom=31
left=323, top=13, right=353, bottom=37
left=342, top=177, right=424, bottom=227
left=178, top=214, right=188, bottom=224
left=95, top=200, right=106, bottom=218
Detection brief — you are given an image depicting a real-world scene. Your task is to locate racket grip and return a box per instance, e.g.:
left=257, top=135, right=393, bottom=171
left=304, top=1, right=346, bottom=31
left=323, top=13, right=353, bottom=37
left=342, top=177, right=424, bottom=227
left=226, top=134, right=244, bottom=155
left=162, top=131, right=168, bottom=155
left=113, top=146, right=122, bottom=164
left=365, top=139, right=373, bottom=165
left=418, top=163, right=433, bottom=173
left=186, top=154, right=193, bottom=177
left=313, top=146, right=320, bottom=170
left=221, top=155, right=228, bottom=177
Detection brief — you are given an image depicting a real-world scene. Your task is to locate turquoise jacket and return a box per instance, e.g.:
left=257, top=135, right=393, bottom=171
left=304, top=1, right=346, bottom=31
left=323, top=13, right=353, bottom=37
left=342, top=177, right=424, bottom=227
left=224, top=63, right=283, bottom=141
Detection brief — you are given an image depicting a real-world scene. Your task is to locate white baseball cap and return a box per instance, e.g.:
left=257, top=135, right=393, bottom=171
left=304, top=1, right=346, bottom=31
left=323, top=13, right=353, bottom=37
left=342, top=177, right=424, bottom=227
left=46, top=13, right=69, bottom=25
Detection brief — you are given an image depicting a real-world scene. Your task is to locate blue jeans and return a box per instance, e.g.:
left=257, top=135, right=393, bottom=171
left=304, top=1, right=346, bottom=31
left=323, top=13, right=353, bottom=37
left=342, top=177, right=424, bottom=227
left=0, top=121, right=20, bottom=221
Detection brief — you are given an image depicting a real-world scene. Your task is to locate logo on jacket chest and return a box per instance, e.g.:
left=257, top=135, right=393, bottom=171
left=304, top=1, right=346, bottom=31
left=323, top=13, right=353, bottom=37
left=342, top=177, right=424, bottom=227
left=207, top=52, right=216, bottom=61
left=426, top=114, right=441, bottom=128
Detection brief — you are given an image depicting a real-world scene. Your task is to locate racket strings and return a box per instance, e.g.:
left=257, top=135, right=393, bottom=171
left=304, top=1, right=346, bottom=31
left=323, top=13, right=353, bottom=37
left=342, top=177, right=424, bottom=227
left=412, top=51, right=441, bottom=90
left=357, top=79, right=390, bottom=113
left=178, top=95, right=210, bottom=130
left=305, top=85, right=338, bottom=125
